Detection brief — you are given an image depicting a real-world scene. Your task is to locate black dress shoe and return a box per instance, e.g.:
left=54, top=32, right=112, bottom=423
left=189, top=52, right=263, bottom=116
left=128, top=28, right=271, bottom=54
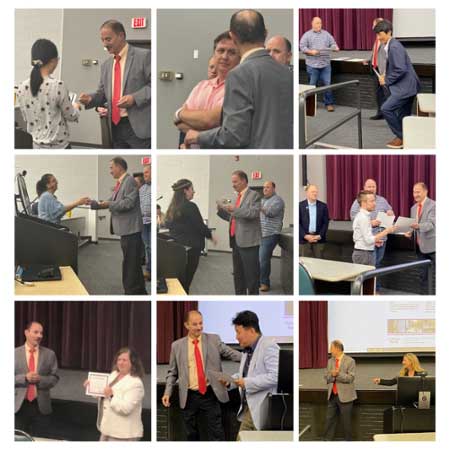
left=370, top=113, right=383, bottom=120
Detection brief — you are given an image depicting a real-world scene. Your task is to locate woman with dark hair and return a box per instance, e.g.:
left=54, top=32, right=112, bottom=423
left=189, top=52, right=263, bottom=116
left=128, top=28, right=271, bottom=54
left=84, top=347, right=145, bottom=441
left=37, top=173, right=89, bottom=224
left=16, top=39, right=80, bottom=149
left=373, top=353, right=427, bottom=385
left=165, top=179, right=217, bottom=293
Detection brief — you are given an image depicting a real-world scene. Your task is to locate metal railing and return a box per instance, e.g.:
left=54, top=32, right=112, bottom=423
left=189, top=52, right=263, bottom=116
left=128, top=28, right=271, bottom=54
left=351, top=260, right=433, bottom=295
left=299, top=80, right=362, bottom=148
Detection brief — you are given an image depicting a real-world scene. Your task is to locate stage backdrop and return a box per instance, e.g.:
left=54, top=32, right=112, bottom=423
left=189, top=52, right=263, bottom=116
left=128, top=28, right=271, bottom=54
left=326, top=155, right=436, bottom=221
left=157, top=301, right=198, bottom=364
left=299, top=301, right=328, bottom=369
left=15, top=302, right=151, bottom=372
left=299, top=9, right=393, bottom=50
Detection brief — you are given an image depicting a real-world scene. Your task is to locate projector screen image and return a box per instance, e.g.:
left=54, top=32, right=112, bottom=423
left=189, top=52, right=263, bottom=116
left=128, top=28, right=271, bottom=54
left=328, top=301, right=435, bottom=353
left=393, top=9, right=435, bottom=38
left=198, top=301, right=293, bottom=344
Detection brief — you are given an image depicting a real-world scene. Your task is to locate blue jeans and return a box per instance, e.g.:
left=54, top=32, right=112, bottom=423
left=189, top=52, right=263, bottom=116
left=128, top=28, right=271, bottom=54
left=259, top=234, right=279, bottom=287
left=142, top=223, right=151, bottom=273
left=381, top=95, right=415, bottom=139
left=306, top=65, right=334, bottom=105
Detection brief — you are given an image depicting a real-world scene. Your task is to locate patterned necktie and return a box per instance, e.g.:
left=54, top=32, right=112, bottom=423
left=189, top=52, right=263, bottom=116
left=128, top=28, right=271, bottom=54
left=193, top=339, right=207, bottom=395
left=112, top=54, right=122, bottom=125
left=230, top=192, right=242, bottom=237
left=332, top=357, right=340, bottom=395
left=26, top=348, right=37, bottom=402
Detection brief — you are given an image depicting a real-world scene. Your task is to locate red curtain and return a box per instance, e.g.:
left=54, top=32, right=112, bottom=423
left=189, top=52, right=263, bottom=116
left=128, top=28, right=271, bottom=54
left=157, top=301, right=198, bottom=364
left=299, top=9, right=393, bottom=50
left=299, top=301, right=328, bottom=369
left=15, top=302, right=151, bottom=372
left=326, top=155, right=436, bottom=220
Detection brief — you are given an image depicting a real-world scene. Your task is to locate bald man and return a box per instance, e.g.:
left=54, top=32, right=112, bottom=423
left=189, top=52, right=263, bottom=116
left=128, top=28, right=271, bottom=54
left=259, top=181, right=285, bottom=291
left=266, top=35, right=292, bottom=67
left=299, top=184, right=329, bottom=258
left=350, top=179, right=393, bottom=290
left=300, top=17, right=339, bottom=112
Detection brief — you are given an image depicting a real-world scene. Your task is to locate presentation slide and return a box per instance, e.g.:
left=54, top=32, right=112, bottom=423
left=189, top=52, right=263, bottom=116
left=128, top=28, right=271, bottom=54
left=393, top=9, right=435, bottom=38
left=199, top=301, right=293, bottom=343
left=328, top=301, right=435, bottom=353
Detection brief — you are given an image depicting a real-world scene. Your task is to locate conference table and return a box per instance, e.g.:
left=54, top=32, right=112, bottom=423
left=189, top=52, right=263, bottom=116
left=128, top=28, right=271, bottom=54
left=15, top=266, right=89, bottom=295
left=300, top=257, right=375, bottom=295
left=373, top=432, right=435, bottom=441
left=238, top=431, right=293, bottom=441
left=159, top=278, right=187, bottom=296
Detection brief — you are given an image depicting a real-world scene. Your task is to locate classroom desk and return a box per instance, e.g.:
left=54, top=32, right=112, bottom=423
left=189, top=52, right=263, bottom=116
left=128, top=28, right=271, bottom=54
left=373, top=432, right=435, bottom=441
left=417, top=93, right=436, bottom=117
left=159, top=278, right=187, bottom=296
left=238, top=431, right=293, bottom=441
left=15, top=266, right=89, bottom=295
left=300, top=256, right=375, bottom=294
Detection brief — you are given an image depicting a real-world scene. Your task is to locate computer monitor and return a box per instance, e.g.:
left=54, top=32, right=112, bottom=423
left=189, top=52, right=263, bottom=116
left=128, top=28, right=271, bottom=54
left=396, top=376, right=435, bottom=407
left=277, top=349, right=293, bottom=393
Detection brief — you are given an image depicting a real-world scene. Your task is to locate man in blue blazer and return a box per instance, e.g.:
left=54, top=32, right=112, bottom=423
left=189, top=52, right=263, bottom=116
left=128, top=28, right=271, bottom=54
left=374, top=20, right=421, bottom=149
left=299, top=184, right=329, bottom=259
left=230, top=311, right=279, bottom=435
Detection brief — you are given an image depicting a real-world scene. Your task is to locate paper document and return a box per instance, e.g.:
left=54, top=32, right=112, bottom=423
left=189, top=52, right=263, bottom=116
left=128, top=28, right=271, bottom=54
left=85, top=372, right=109, bottom=397
left=394, top=216, right=416, bottom=234
left=376, top=212, right=395, bottom=229
left=208, top=370, right=237, bottom=385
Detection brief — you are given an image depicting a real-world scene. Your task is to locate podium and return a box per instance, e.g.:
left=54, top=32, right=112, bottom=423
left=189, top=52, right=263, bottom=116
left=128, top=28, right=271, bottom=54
left=383, top=406, right=435, bottom=434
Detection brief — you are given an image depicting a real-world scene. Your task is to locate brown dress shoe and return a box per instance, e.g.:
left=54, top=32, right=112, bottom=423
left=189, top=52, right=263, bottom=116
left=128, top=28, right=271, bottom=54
left=386, top=137, right=403, bottom=149
left=259, top=284, right=270, bottom=292
left=326, top=105, right=335, bottom=112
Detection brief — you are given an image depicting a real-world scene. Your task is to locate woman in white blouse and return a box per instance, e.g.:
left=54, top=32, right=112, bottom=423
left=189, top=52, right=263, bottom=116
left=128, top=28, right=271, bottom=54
left=85, top=347, right=145, bottom=441
left=16, top=38, right=80, bottom=149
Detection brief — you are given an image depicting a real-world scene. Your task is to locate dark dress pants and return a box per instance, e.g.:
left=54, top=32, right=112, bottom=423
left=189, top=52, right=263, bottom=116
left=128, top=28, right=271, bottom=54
left=323, top=393, right=353, bottom=441
left=181, top=387, right=225, bottom=441
left=120, top=232, right=147, bottom=295
left=112, top=117, right=151, bottom=149
left=231, top=237, right=260, bottom=295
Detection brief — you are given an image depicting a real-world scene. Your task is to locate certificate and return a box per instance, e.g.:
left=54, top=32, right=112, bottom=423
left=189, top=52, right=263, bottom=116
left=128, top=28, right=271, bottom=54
left=86, top=372, right=109, bottom=397
left=394, top=216, right=416, bottom=234
left=376, top=211, right=395, bottom=229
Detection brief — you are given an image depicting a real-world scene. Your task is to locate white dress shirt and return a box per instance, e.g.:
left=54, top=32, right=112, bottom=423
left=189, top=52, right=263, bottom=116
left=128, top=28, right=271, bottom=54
left=353, top=209, right=376, bottom=250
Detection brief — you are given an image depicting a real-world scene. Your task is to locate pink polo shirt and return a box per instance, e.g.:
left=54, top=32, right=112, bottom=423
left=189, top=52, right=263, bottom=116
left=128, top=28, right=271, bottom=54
left=185, top=77, right=225, bottom=110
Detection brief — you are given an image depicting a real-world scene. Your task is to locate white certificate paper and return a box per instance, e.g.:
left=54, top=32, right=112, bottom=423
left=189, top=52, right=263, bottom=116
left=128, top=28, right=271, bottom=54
left=376, top=211, right=395, bottom=229
left=394, top=217, right=416, bottom=234
left=86, top=372, right=109, bottom=397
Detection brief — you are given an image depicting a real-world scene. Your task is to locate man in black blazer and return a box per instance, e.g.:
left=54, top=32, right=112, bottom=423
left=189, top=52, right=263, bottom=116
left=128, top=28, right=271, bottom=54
left=299, top=184, right=329, bottom=258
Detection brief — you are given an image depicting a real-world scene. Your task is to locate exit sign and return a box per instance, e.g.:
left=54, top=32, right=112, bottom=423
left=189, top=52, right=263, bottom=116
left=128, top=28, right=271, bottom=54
left=251, top=171, right=262, bottom=180
left=141, top=156, right=151, bottom=165
left=132, top=17, right=147, bottom=29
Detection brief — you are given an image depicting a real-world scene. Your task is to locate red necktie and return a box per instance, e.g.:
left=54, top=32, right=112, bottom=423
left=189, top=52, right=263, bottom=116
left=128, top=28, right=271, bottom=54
left=332, top=358, right=339, bottom=395
left=112, top=181, right=120, bottom=200
left=372, top=39, right=379, bottom=68
left=230, top=193, right=242, bottom=237
left=416, top=203, right=423, bottom=246
left=112, top=54, right=122, bottom=125
left=26, top=348, right=37, bottom=402
left=193, top=339, right=207, bottom=395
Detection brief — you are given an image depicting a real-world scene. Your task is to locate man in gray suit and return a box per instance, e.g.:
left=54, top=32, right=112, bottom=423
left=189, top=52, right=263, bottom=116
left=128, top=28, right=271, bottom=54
left=93, top=157, right=147, bottom=294
left=184, top=9, right=293, bottom=149
left=323, top=340, right=356, bottom=441
left=162, top=310, right=241, bottom=441
left=79, top=20, right=151, bottom=148
left=406, top=182, right=436, bottom=294
left=217, top=170, right=261, bottom=295
left=15, top=321, right=59, bottom=435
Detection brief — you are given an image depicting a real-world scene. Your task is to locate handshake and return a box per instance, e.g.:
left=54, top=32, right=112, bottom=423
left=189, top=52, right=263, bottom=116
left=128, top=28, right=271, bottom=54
left=75, top=197, right=110, bottom=209
left=74, top=93, right=136, bottom=116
